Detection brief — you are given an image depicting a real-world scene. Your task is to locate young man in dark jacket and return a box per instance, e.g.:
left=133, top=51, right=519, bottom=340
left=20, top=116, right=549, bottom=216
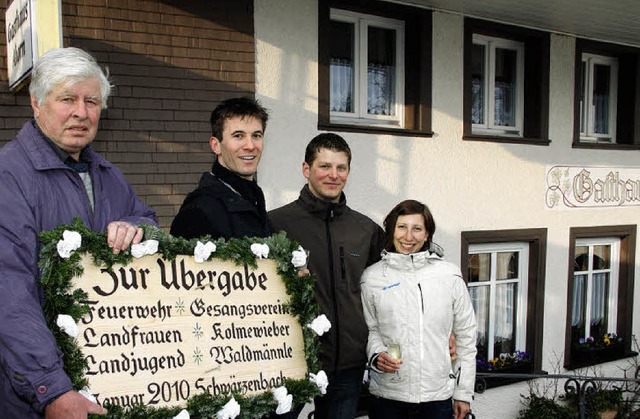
left=172, top=99, right=302, bottom=419
left=171, top=97, right=273, bottom=240
left=269, top=133, right=386, bottom=419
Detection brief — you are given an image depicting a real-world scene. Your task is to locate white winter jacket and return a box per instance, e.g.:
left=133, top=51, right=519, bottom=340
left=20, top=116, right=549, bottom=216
left=361, top=249, right=477, bottom=404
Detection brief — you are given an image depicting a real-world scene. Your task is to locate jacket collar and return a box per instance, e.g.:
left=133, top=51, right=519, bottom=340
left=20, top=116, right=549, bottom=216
left=381, top=247, right=443, bottom=270
left=18, top=119, right=111, bottom=172
left=209, top=160, right=265, bottom=205
left=297, top=184, right=347, bottom=220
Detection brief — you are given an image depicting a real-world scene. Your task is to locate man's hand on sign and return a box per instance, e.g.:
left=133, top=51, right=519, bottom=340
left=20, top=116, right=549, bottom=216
left=107, top=221, right=143, bottom=254
left=45, top=390, right=107, bottom=419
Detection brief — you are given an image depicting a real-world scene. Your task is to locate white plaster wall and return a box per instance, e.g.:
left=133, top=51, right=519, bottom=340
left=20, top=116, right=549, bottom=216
left=255, top=1, right=640, bottom=417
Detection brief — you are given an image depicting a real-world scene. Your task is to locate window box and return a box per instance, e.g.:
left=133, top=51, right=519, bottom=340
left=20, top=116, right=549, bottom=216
left=476, top=359, right=535, bottom=391
left=569, top=334, right=633, bottom=369
left=571, top=343, right=625, bottom=367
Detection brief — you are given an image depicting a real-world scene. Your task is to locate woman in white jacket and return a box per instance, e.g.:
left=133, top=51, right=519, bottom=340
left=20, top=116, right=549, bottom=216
left=361, top=200, right=477, bottom=419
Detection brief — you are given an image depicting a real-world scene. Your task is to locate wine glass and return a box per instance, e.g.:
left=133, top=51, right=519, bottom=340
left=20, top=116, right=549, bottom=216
left=387, top=342, right=404, bottom=382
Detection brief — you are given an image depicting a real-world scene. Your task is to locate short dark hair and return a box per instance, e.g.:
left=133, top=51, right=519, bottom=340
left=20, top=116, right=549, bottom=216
left=304, top=133, right=352, bottom=167
left=210, top=97, right=269, bottom=140
left=383, top=199, right=436, bottom=252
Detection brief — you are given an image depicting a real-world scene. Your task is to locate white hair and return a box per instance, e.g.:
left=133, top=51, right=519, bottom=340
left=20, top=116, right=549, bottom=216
left=29, top=47, right=112, bottom=109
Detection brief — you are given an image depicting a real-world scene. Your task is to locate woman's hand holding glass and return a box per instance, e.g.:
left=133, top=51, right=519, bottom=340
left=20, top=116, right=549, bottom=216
left=377, top=342, right=404, bottom=383
left=377, top=351, right=402, bottom=372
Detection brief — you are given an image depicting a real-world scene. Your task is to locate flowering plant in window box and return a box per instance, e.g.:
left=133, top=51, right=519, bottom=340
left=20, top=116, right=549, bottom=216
left=571, top=333, right=625, bottom=368
left=574, top=333, right=624, bottom=351
left=475, top=351, right=533, bottom=391
left=476, top=350, right=533, bottom=372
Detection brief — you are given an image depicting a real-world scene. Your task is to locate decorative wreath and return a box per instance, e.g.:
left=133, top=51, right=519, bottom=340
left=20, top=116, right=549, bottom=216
left=39, top=217, right=325, bottom=418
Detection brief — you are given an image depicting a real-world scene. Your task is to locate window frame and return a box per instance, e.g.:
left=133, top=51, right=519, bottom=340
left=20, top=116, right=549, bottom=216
left=329, top=9, right=405, bottom=127
left=461, top=228, right=547, bottom=387
left=565, top=225, right=637, bottom=369
left=573, top=39, right=640, bottom=149
left=471, top=35, right=525, bottom=137
left=463, top=18, right=550, bottom=145
left=318, top=0, right=432, bottom=137
left=468, top=242, right=529, bottom=361
left=579, top=54, right=619, bottom=143
left=571, top=237, right=620, bottom=342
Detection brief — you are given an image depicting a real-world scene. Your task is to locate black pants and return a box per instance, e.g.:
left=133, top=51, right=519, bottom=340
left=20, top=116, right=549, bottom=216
left=368, top=396, right=454, bottom=419
left=313, top=367, right=365, bottom=419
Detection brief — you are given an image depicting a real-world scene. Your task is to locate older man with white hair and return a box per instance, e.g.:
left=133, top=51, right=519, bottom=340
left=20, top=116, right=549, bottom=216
left=0, top=47, right=157, bottom=418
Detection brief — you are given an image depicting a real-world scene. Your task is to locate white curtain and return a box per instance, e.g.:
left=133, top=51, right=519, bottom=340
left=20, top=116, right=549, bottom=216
left=590, top=273, right=608, bottom=326
left=494, top=283, right=515, bottom=341
left=330, top=59, right=394, bottom=116
left=471, top=77, right=484, bottom=124
left=571, top=274, right=586, bottom=327
left=494, top=81, right=515, bottom=126
left=330, top=58, right=353, bottom=112
left=593, top=93, right=609, bottom=134
left=469, top=286, right=488, bottom=348
left=367, top=63, right=394, bottom=115
left=571, top=273, right=608, bottom=328
left=471, top=79, right=515, bottom=127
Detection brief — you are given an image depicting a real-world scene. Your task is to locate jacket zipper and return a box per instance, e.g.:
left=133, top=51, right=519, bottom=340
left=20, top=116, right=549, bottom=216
left=417, top=255, right=425, bottom=399
left=326, top=208, right=340, bottom=373
left=414, top=254, right=425, bottom=314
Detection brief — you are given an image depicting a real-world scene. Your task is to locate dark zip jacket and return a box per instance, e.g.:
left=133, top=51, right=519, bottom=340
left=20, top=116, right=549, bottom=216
left=268, top=185, right=385, bottom=373
left=171, top=161, right=273, bottom=240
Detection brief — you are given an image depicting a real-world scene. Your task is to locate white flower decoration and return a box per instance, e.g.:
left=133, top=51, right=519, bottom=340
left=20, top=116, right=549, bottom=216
left=56, top=230, right=82, bottom=259
left=291, top=246, right=307, bottom=268
left=309, top=370, right=329, bottom=395
left=216, top=397, right=240, bottom=419
left=173, top=409, right=190, bottom=419
left=79, top=386, right=97, bottom=403
left=250, top=243, right=269, bottom=259
left=307, top=314, right=331, bottom=336
left=194, top=241, right=217, bottom=263
left=56, top=314, right=79, bottom=338
left=272, top=386, right=293, bottom=414
left=130, top=239, right=159, bottom=258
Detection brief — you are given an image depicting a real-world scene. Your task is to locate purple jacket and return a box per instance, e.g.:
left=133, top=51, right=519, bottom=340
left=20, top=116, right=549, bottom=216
left=0, top=120, right=157, bottom=418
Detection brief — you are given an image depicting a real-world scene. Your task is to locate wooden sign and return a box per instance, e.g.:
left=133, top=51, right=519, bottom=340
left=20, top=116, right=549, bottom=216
left=73, top=254, right=307, bottom=409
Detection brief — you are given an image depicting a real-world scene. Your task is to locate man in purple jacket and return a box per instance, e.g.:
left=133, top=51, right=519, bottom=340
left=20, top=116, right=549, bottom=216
left=0, top=47, right=157, bottom=418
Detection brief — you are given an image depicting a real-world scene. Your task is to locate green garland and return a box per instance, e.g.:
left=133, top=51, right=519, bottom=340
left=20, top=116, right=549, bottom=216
left=38, top=217, right=322, bottom=418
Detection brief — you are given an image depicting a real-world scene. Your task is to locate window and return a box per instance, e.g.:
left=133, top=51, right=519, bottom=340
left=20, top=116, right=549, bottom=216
left=464, top=19, right=550, bottom=145
left=319, top=0, right=432, bottom=136
left=574, top=39, right=640, bottom=149
left=468, top=242, right=528, bottom=362
left=570, top=238, right=619, bottom=345
left=565, top=225, right=637, bottom=369
left=579, top=54, right=618, bottom=143
left=471, top=36, right=524, bottom=137
left=330, top=10, right=404, bottom=126
left=461, top=229, right=547, bottom=389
